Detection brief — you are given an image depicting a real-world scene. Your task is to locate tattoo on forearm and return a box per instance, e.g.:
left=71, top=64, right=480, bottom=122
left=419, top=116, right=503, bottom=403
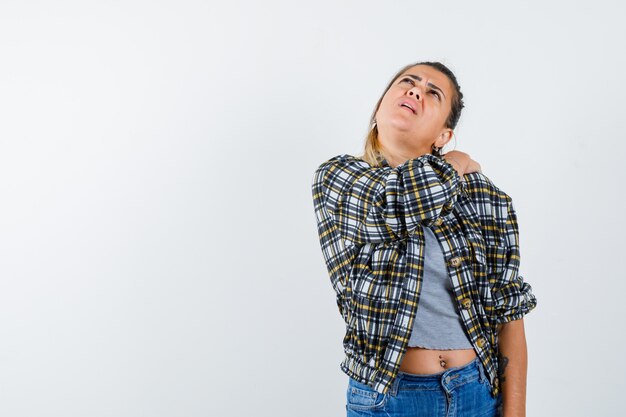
left=497, top=351, right=509, bottom=385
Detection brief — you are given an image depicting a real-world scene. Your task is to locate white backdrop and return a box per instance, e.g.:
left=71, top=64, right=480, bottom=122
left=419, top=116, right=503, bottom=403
left=1, top=1, right=624, bottom=416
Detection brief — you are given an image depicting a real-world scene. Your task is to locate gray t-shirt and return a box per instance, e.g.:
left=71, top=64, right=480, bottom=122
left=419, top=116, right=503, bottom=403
left=407, top=225, right=474, bottom=349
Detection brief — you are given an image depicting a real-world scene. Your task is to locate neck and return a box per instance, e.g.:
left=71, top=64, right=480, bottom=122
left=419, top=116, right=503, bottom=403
left=376, top=128, right=432, bottom=168
left=379, top=141, right=432, bottom=169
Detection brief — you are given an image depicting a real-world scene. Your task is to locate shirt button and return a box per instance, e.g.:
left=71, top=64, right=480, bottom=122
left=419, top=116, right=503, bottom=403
left=461, top=298, right=472, bottom=309
left=476, top=337, right=487, bottom=348
left=448, top=256, right=462, bottom=267
left=434, top=217, right=444, bottom=226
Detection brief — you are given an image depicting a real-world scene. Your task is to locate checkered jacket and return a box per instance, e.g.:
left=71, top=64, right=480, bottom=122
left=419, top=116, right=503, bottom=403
left=311, top=153, right=537, bottom=398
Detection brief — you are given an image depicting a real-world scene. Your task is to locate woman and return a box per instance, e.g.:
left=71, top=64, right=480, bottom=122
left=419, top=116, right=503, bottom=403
left=311, top=61, right=537, bottom=417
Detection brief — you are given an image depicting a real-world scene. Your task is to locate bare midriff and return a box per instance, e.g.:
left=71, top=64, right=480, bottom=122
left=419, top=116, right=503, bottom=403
left=398, top=346, right=477, bottom=374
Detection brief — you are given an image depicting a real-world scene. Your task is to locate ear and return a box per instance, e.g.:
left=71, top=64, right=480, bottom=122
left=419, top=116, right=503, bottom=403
left=434, top=129, right=453, bottom=148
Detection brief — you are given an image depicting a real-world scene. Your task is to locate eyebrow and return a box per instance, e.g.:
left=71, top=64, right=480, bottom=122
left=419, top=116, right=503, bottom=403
left=400, top=74, right=446, bottom=99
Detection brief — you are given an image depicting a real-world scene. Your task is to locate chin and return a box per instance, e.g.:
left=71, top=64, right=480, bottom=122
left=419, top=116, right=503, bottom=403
left=386, top=116, right=416, bottom=132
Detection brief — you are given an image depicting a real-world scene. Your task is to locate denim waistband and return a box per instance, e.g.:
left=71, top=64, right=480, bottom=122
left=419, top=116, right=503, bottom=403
left=388, top=356, right=488, bottom=396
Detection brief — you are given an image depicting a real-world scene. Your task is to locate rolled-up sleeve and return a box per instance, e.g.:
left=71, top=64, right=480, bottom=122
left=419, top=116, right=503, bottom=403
left=491, top=198, right=538, bottom=324
left=311, top=153, right=462, bottom=246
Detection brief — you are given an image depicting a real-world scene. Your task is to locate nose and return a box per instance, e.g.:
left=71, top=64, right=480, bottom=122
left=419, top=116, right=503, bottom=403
left=407, top=87, right=422, bottom=101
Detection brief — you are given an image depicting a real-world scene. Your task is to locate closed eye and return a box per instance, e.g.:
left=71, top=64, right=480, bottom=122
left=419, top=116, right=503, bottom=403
left=400, top=78, right=441, bottom=100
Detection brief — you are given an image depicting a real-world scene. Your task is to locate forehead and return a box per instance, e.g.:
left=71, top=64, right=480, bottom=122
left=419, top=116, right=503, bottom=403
left=397, top=65, right=453, bottom=93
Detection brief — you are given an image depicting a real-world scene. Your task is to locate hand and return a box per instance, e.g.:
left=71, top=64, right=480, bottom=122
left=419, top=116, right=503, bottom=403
left=443, top=150, right=482, bottom=176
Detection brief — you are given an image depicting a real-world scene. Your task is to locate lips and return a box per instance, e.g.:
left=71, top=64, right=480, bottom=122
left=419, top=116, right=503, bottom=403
left=399, top=99, right=418, bottom=114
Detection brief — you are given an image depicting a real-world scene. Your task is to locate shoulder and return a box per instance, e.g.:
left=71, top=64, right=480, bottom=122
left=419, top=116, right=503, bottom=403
left=314, top=154, right=368, bottom=173
left=312, top=154, right=381, bottom=186
left=461, top=172, right=514, bottom=232
left=462, top=172, right=513, bottom=204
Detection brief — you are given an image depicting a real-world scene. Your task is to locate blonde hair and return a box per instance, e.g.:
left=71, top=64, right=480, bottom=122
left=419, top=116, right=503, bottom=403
left=357, top=61, right=465, bottom=167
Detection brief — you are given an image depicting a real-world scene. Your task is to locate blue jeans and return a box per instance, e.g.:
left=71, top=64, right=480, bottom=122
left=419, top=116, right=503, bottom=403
left=346, top=357, right=503, bottom=417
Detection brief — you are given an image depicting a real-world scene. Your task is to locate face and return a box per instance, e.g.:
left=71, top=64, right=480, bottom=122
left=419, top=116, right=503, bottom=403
left=375, top=65, right=455, bottom=156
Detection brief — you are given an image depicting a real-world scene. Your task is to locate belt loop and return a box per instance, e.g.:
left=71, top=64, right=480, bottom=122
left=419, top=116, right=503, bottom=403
left=389, top=372, right=402, bottom=397
left=476, top=358, right=487, bottom=383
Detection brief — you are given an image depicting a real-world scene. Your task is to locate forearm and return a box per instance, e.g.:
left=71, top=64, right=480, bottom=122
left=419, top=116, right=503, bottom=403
left=313, top=154, right=462, bottom=245
left=497, top=318, right=528, bottom=417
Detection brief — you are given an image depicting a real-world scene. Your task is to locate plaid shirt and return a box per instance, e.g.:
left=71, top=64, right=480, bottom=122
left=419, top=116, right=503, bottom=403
left=311, top=153, right=537, bottom=398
